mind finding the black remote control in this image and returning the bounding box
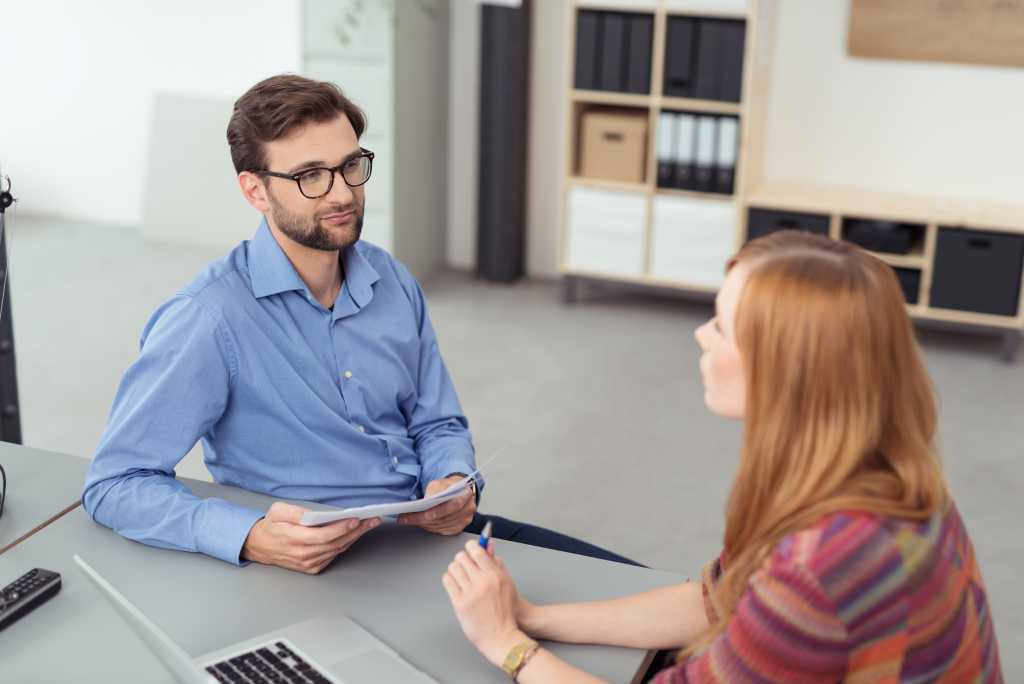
[0,568,62,630]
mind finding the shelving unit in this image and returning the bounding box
[559,0,1024,360]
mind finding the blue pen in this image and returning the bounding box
[478,520,493,550]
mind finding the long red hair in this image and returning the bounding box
[683,231,948,656]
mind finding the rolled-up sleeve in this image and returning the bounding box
[82,295,264,565]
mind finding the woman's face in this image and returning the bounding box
[695,263,747,419]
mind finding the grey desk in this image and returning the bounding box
[0,475,683,683]
[0,441,90,554]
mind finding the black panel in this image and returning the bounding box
[477,4,529,282]
[718,20,746,103]
[746,209,831,242]
[694,19,721,100]
[663,17,696,97]
[687,18,746,103]
[0,216,20,444]
[931,228,1024,316]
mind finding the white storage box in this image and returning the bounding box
[650,196,737,287]
[565,186,647,277]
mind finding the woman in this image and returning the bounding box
[441,231,1003,683]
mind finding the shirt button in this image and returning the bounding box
[391,456,398,465]
[356,425,365,433]
[409,494,418,501]
[343,371,353,379]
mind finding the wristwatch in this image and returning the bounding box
[447,472,479,504]
[502,639,540,681]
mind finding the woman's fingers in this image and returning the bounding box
[449,558,472,587]
[442,571,461,597]
[455,548,483,572]
[464,539,498,571]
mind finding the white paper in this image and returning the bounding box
[299,474,476,527]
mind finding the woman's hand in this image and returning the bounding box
[442,539,532,666]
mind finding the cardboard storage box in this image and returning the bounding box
[579,109,648,184]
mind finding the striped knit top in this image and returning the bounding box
[652,503,1003,683]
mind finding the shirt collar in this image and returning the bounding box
[249,218,381,309]
[341,239,381,310]
[249,219,309,299]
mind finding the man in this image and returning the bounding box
[84,75,632,573]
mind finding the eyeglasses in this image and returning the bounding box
[257,149,374,199]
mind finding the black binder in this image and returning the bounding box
[599,13,626,91]
[625,14,653,94]
[575,11,600,90]
[693,115,716,192]
[663,17,695,97]
[0,213,20,444]
[694,20,722,101]
[719,21,746,103]
[673,113,696,190]
[713,116,738,194]
[656,112,676,188]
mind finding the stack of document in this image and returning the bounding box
[299,474,476,527]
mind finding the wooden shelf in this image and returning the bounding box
[655,187,735,203]
[560,273,1016,328]
[572,93,743,115]
[575,0,659,12]
[572,90,651,107]
[664,8,747,20]
[746,183,1024,234]
[917,307,1023,330]
[569,176,650,194]
[662,0,747,20]
[658,96,741,115]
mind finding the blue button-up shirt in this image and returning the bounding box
[83,220,477,565]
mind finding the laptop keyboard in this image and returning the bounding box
[206,641,332,684]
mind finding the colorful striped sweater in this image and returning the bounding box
[652,504,1003,683]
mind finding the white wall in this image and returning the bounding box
[447,0,482,270]
[0,1,302,227]
[394,0,450,281]
[525,0,570,278]
[760,0,1024,201]
[302,0,396,253]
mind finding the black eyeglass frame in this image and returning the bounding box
[255,148,375,199]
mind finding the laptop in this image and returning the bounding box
[72,555,438,684]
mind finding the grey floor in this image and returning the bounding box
[9,216,1024,679]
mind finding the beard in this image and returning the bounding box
[266,187,364,252]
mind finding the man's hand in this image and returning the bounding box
[397,475,476,535]
[241,502,380,574]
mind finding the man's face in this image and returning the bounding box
[260,115,366,252]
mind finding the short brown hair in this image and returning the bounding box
[226,74,366,174]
